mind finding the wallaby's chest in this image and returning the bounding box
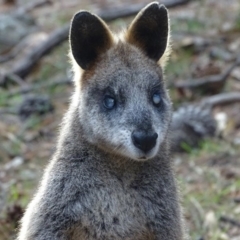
[69,171,169,240]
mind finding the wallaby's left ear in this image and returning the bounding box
[70,11,113,70]
[126,2,169,62]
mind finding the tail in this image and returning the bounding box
[169,105,216,152]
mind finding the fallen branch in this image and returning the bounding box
[219,216,240,228]
[7,77,72,97]
[200,92,240,108]
[14,0,52,16]
[0,0,194,87]
[175,56,240,94]
[97,0,192,21]
[0,36,32,63]
[0,25,69,87]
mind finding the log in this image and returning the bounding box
[12,25,68,79]
[200,92,240,108]
[7,77,72,97]
[175,56,240,94]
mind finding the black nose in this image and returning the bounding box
[131,130,158,153]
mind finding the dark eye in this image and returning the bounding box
[152,92,162,106]
[103,95,115,109]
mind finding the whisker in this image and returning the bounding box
[111,143,125,158]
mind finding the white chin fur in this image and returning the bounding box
[117,144,160,161]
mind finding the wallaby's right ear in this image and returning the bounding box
[126,2,169,62]
[70,11,113,70]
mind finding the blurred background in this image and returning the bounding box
[0,0,240,239]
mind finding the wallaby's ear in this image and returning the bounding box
[126,2,169,62]
[70,11,113,70]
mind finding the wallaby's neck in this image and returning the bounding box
[55,100,88,158]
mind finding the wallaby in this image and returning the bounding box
[18,2,187,239]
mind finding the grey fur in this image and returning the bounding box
[18,2,187,240]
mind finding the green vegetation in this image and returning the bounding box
[171,18,205,34]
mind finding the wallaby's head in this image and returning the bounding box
[69,2,172,161]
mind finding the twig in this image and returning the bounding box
[7,77,72,97]
[0,0,52,63]
[0,36,30,63]
[0,25,69,87]
[6,74,28,87]
[0,108,16,115]
[14,0,52,16]
[200,92,240,108]
[175,56,240,93]
[219,216,240,228]
[0,0,195,87]
[97,0,192,21]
